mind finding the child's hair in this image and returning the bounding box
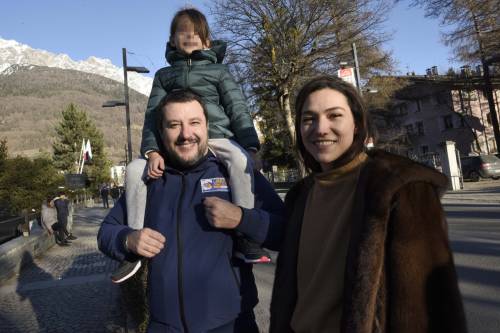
[170,8,211,47]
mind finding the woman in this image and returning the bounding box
[270,76,466,333]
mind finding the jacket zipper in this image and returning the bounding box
[185,57,192,88]
[177,174,189,332]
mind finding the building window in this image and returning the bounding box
[405,124,414,135]
[486,112,492,125]
[421,145,429,154]
[443,115,454,129]
[436,92,449,105]
[416,100,422,112]
[399,104,408,115]
[416,121,425,135]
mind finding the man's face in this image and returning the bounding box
[160,100,208,168]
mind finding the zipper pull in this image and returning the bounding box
[187,58,192,67]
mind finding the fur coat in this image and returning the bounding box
[270,150,467,333]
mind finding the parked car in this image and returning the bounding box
[460,154,500,181]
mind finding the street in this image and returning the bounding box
[447,201,500,333]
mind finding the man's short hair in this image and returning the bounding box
[156,90,208,132]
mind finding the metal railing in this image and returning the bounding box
[0,212,40,245]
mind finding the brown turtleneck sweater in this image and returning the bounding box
[291,153,367,333]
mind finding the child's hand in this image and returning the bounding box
[247,150,262,171]
[147,152,165,179]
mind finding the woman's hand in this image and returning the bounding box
[147,152,165,179]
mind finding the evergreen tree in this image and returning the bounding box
[52,103,111,188]
[0,138,7,171]
[0,156,63,214]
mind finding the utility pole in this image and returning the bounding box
[352,43,362,94]
[103,50,148,164]
[122,48,133,164]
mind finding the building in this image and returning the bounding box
[110,165,126,186]
[389,71,500,159]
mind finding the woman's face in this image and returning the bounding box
[300,88,356,171]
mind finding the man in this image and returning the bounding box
[97,90,285,332]
[100,183,110,208]
[52,192,77,245]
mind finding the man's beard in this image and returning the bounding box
[166,137,208,169]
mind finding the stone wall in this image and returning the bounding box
[0,224,55,282]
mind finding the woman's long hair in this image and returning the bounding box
[295,75,368,173]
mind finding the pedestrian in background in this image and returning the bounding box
[53,192,77,245]
[110,184,120,205]
[40,197,56,236]
[100,183,110,208]
[270,76,466,333]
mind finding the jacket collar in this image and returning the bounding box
[165,40,227,65]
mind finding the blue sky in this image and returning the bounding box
[0,0,461,77]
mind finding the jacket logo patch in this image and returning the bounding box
[200,178,229,193]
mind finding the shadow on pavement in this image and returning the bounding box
[446,210,500,220]
[15,251,54,332]
[2,216,126,332]
[455,264,500,289]
[451,240,500,256]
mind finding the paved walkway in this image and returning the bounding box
[443,179,500,204]
[0,207,125,333]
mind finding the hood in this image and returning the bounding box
[165,40,227,65]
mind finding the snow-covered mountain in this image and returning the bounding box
[0,37,153,96]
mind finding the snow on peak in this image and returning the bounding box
[0,37,152,96]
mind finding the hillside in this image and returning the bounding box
[0,65,149,163]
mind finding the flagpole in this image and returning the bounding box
[79,138,86,174]
[77,139,85,173]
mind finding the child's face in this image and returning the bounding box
[171,16,207,55]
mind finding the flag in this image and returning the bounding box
[84,139,93,161]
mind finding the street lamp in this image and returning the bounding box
[102,48,149,164]
[338,43,362,94]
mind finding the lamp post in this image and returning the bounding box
[103,48,149,164]
[351,43,362,93]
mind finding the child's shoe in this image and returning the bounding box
[111,259,142,283]
[234,237,271,264]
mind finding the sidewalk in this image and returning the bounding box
[0,207,125,333]
[442,179,500,204]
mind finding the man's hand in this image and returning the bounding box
[247,150,262,171]
[126,228,166,258]
[147,152,165,179]
[203,196,242,229]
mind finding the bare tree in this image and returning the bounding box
[409,0,499,63]
[210,0,393,172]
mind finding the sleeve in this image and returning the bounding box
[388,182,467,333]
[218,67,260,150]
[140,70,168,156]
[236,172,286,251]
[97,195,139,262]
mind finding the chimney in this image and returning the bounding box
[460,65,471,77]
[476,65,483,76]
[426,68,432,76]
[431,66,438,75]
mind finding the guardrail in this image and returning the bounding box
[0,212,40,245]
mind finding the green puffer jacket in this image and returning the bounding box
[140,40,260,156]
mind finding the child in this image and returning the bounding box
[111,8,270,284]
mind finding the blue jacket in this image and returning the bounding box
[97,153,285,332]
